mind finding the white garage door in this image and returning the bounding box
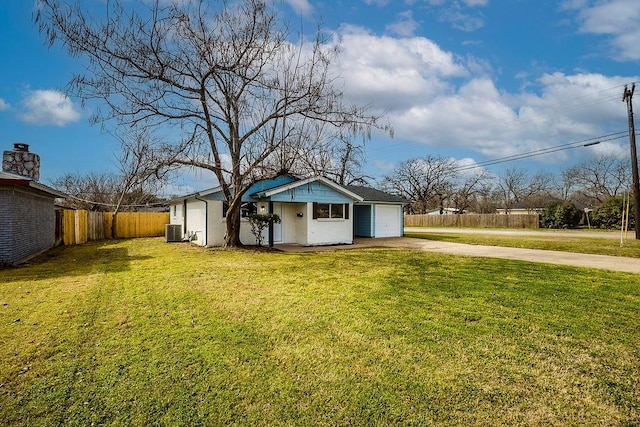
[374,205,401,238]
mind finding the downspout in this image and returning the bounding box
[194,194,208,247]
[183,199,188,236]
[268,201,274,247]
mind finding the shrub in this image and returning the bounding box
[247,213,281,246]
[591,196,635,230]
[539,201,583,229]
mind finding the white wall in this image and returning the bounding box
[305,203,353,245]
[172,200,354,247]
[185,199,207,246]
[169,203,183,226]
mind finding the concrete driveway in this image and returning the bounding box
[278,232,640,274]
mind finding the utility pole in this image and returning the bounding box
[623,83,640,239]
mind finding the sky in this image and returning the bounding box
[0,0,638,194]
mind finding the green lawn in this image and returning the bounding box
[1,239,639,426]
[405,230,640,258]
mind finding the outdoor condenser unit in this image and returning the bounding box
[165,224,183,243]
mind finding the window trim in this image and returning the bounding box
[222,201,257,219]
[313,202,350,220]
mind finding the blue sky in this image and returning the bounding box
[1,0,638,193]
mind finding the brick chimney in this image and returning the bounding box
[2,143,40,181]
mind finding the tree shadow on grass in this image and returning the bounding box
[0,240,153,283]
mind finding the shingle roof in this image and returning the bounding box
[0,170,66,198]
[343,185,408,203]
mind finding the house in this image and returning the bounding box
[168,176,406,247]
[1,143,66,265]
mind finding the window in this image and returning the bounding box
[331,203,344,218]
[313,203,349,219]
[172,205,177,217]
[223,202,257,218]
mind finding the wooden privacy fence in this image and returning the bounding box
[404,214,540,229]
[58,210,170,245]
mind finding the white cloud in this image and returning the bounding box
[19,90,81,127]
[0,98,9,111]
[284,0,313,17]
[331,29,635,166]
[386,10,420,37]
[439,8,484,32]
[570,0,640,61]
[396,72,631,161]
[334,26,468,110]
[364,0,390,5]
[373,159,396,171]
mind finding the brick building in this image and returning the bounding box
[1,143,65,266]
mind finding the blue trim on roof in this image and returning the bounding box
[252,180,354,203]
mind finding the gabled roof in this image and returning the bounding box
[344,185,408,204]
[168,175,298,203]
[253,176,364,201]
[0,170,67,198]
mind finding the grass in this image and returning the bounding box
[1,238,639,426]
[405,230,640,258]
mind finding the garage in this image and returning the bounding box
[346,185,407,238]
[374,204,402,238]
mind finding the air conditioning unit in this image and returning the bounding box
[165,224,183,242]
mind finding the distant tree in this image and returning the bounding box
[555,167,580,201]
[54,128,169,238]
[53,172,121,212]
[494,168,529,213]
[591,196,635,230]
[494,168,554,213]
[565,155,630,205]
[539,201,582,229]
[36,0,389,247]
[108,128,171,238]
[381,156,457,214]
[449,170,490,213]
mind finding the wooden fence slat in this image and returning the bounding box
[60,210,169,245]
[63,210,75,246]
[404,214,539,229]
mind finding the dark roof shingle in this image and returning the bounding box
[344,185,407,203]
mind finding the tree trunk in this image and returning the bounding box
[111,210,118,239]
[224,208,243,247]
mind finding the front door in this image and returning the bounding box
[272,203,283,243]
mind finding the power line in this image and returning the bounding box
[453,131,630,173]
[366,82,635,160]
[61,194,168,209]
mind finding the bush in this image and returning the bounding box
[591,196,635,230]
[247,213,281,246]
[539,201,583,229]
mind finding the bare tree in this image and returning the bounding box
[494,168,555,213]
[555,167,580,201]
[565,155,630,205]
[450,170,490,213]
[381,156,457,214]
[53,172,122,212]
[108,128,172,238]
[521,171,555,210]
[299,133,371,185]
[36,0,388,247]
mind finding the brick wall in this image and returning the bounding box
[0,187,56,265]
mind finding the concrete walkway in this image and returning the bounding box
[277,236,640,274]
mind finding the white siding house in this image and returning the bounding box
[169,176,363,247]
